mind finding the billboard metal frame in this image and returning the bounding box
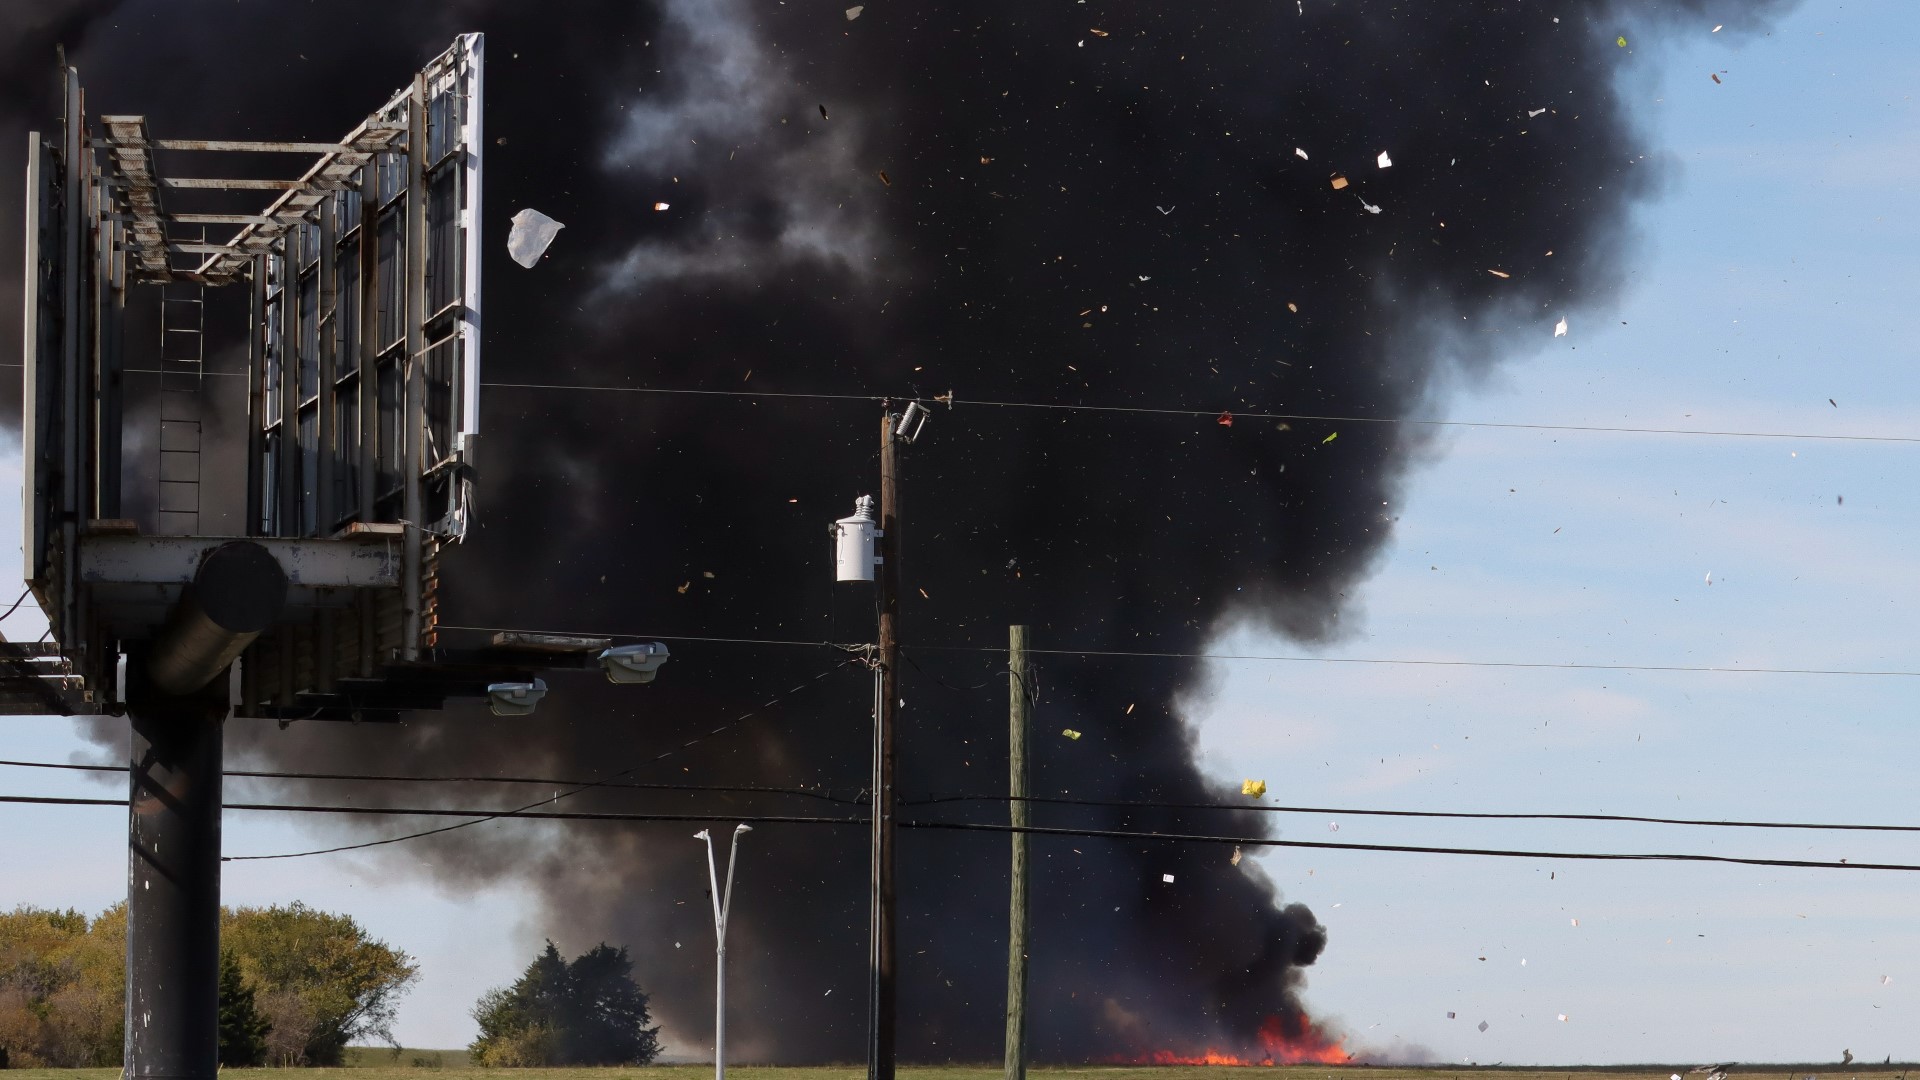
[10,35,585,720]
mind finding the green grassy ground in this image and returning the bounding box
[8,1067,1909,1080]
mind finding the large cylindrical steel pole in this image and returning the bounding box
[124,655,227,1080]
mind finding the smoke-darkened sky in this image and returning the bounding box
[4,0,1801,1063]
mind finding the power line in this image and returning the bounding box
[429,627,1920,678]
[6,363,1912,442]
[477,380,1920,446]
[436,626,865,651]
[904,793,1920,835]
[899,820,1920,873]
[904,643,1920,678]
[0,759,865,806]
[9,758,1909,836]
[222,658,862,861]
[6,793,1912,873]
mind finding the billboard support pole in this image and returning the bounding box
[124,654,227,1080]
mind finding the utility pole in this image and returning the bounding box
[1004,625,1031,1080]
[869,408,901,1080]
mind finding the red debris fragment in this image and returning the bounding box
[1217,411,1234,427]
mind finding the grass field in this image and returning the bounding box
[3,1064,1910,1080]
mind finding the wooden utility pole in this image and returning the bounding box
[869,409,901,1080]
[1005,625,1031,1080]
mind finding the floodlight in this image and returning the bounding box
[599,642,670,684]
[485,678,547,716]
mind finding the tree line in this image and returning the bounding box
[0,904,662,1069]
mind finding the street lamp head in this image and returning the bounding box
[599,642,670,684]
[694,829,711,841]
[733,824,753,835]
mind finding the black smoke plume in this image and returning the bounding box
[8,0,1795,1063]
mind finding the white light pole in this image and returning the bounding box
[696,824,751,1080]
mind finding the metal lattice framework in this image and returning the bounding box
[13,35,563,721]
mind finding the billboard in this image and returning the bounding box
[13,36,535,719]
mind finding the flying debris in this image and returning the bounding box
[1528,107,1547,117]
[1330,174,1349,190]
[1162,873,1176,883]
[1156,204,1176,215]
[653,201,671,211]
[1554,316,1568,337]
[1062,728,1083,741]
[1358,196,1382,214]
[1241,778,1267,797]
[845,5,864,19]
[507,208,565,267]
[1478,1022,1489,1033]
[1230,846,1243,866]
[1376,151,1393,168]
[1217,412,1235,427]
[1295,147,1310,160]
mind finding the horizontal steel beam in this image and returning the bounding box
[81,536,400,589]
[152,139,351,153]
[167,213,308,225]
[160,178,322,190]
[164,241,276,254]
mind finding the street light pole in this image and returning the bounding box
[697,825,752,1080]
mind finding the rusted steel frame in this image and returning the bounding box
[246,257,266,536]
[149,139,350,153]
[190,121,401,281]
[97,115,170,281]
[400,76,427,662]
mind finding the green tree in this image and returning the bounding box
[217,949,272,1067]
[471,941,661,1067]
[0,904,124,1068]
[222,902,418,1066]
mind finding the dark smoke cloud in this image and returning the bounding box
[18,0,1799,1062]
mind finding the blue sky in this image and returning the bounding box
[5,0,1918,1061]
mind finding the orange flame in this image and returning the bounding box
[1125,1014,1351,1067]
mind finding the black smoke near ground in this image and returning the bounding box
[12,0,1796,1063]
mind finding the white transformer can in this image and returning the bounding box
[832,495,881,582]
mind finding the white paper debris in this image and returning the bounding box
[1162,873,1175,883]
[1570,918,1579,927]
[674,942,681,949]
[1528,108,1547,118]
[1712,24,1722,31]
[1557,1013,1569,1022]
[653,201,671,211]
[1358,196,1382,214]
[1328,820,1340,832]
[1705,571,1713,585]
[1554,316,1568,337]
[1295,147,1310,160]
[1521,958,1527,966]
[507,208,565,268]
[1883,975,1893,985]
[846,5,864,19]
[1230,846,1243,866]
[1376,151,1393,168]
